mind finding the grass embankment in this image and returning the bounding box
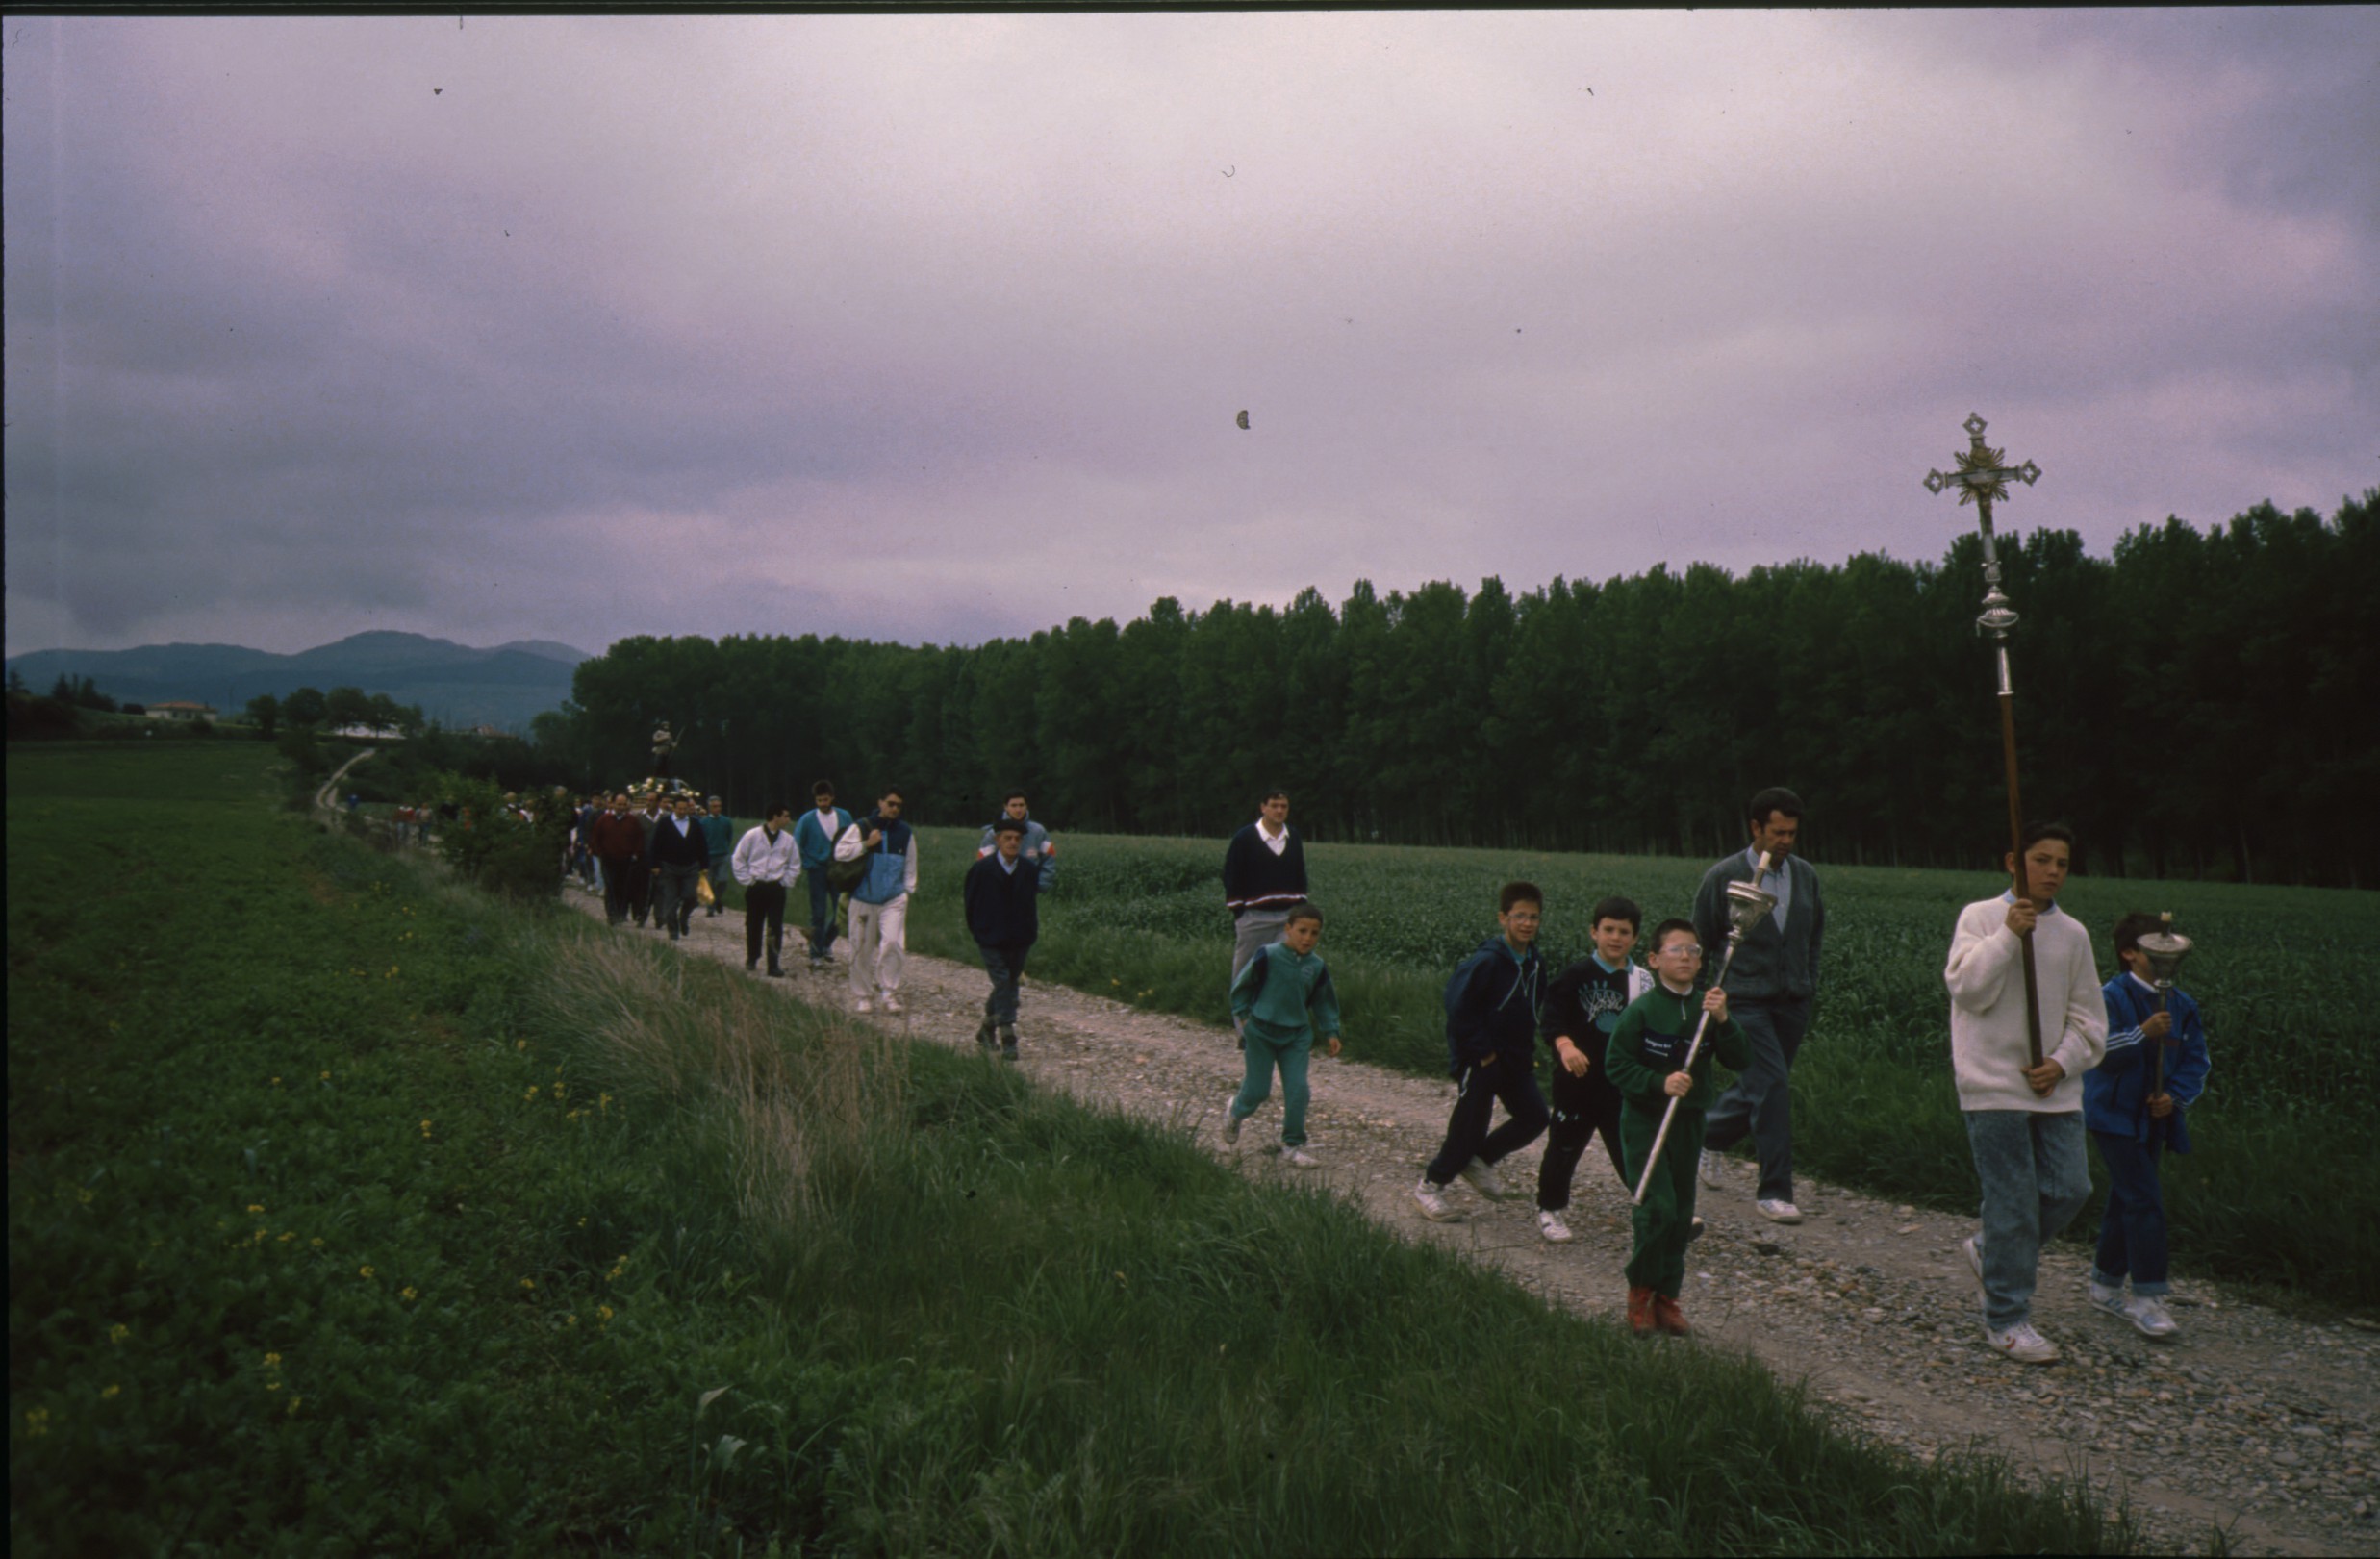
[9,744,2134,1553]
[900,828,2380,1315]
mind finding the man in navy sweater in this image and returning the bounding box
[965,817,1045,1061]
[647,792,712,942]
[1224,790,1310,1002]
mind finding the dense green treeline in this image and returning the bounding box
[539,494,2377,886]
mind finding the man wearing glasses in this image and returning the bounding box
[834,787,919,1015]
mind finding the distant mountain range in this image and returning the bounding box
[5,631,592,733]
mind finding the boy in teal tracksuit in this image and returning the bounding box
[1605,918,1748,1338]
[1224,901,1342,1168]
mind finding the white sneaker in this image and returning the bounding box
[1283,1148,1320,1169]
[854,997,874,1015]
[1537,1210,1573,1244]
[1412,1179,1459,1222]
[2087,1279,2129,1319]
[879,993,902,1014]
[1985,1320,2060,1364]
[1962,1235,1985,1285]
[1756,1198,1804,1224]
[1457,1157,1507,1200]
[2124,1296,2180,1339]
[1221,1099,1242,1146]
[1699,1150,1727,1188]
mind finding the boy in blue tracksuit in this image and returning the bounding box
[1225,901,1343,1168]
[1413,882,1551,1221]
[2086,912,2212,1340]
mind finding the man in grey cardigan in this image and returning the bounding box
[1694,787,1826,1224]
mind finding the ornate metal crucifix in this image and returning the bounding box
[1926,413,2048,1066]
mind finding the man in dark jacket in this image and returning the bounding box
[648,792,713,941]
[1692,786,1827,1224]
[593,792,646,926]
[964,817,1045,1062]
[1413,882,1552,1222]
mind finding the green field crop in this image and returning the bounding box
[11,743,2140,1554]
[904,827,2380,1313]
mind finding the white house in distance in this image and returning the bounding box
[146,701,217,722]
[329,723,407,741]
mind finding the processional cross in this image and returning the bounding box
[1925,414,2048,1066]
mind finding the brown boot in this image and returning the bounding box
[1654,1294,1691,1337]
[1627,1285,1658,1337]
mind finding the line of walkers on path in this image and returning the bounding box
[1217,786,2210,1362]
[570,779,1060,1054]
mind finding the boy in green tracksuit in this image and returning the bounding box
[1606,918,1747,1338]
[1224,901,1343,1168]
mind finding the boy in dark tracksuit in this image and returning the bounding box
[1414,882,1551,1222]
[1606,918,1747,1337]
[2086,913,2212,1340]
[1535,896,1654,1244]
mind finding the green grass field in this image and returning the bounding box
[10,742,2139,1553]
[901,827,2380,1314]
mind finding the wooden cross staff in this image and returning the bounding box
[1926,414,2047,1066]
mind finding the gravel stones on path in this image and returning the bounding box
[575,889,2378,1556]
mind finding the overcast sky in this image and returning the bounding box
[6,9,2374,659]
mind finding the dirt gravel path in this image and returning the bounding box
[572,886,2378,1555]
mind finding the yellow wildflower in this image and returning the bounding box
[108,1324,129,1345]
[271,1076,282,1086]
[400,1286,418,1302]
[564,1314,578,1328]
[77,1189,94,1206]
[288,1396,303,1416]
[318,1070,330,1082]
[247,1204,265,1214]
[523,1087,539,1100]
[102,1384,121,1399]
[24,1407,50,1438]
[264,1353,281,1368]
[310,1237,324,1248]
[515,1039,528,1051]
[419,1119,434,1137]
[278,1232,294,1244]
[359,1265,376,1279]
[519,1277,536,1291]
[597,1304,615,1322]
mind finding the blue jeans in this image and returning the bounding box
[1701,995,1810,1203]
[805,874,840,959]
[1425,1059,1549,1187]
[1963,1110,2092,1330]
[978,941,1032,1030]
[1232,1026,1314,1148]
[2090,1131,2170,1295]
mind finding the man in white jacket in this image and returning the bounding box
[1943,821,2107,1366]
[730,805,800,977]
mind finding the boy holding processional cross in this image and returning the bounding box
[2085,912,2211,1340]
[1223,901,1342,1168]
[1943,822,2107,1366]
[1532,895,1653,1244]
[1604,918,1745,1337]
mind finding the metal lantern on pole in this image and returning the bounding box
[2135,913,2194,1105]
[1632,857,1779,1205]
[1925,414,2047,1067]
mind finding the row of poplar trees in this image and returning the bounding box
[531,494,2377,888]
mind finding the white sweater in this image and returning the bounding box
[1943,895,2106,1113]
[730,825,801,888]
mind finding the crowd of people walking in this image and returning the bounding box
[553,770,2208,1366]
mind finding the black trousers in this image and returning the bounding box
[601,858,638,924]
[1425,1058,1549,1187]
[1537,1065,1626,1212]
[746,882,788,967]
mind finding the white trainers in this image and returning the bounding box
[1699,1150,1727,1188]
[1537,1209,1573,1244]
[854,997,873,1015]
[879,993,902,1015]
[1985,1320,2060,1364]
[2124,1295,2180,1339]
[1457,1157,1507,1200]
[1756,1198,1805,1224]
[1412,1178,1459,1222]
[1962,1235,1985,1285]
[1221,1098,1242,1147]
[2087,1279,2129,1319]
[1283,1147,1320,1169]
